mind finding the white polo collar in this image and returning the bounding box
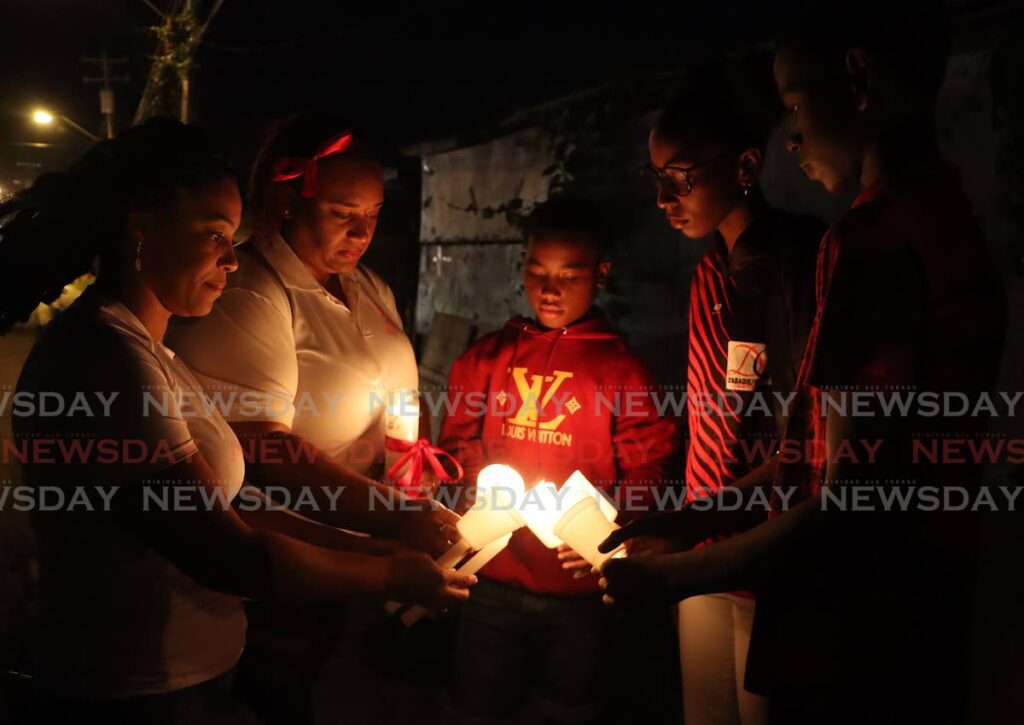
[251,234,327,293]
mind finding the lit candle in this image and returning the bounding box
[454,464,526,550]
[519,481,565,549]
[560,470,619,523]
[551,470,625,571]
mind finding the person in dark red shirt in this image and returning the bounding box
[599,5,1006,724]
[439,196,678,724]
[645,60,823,725]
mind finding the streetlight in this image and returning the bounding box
[31,108,99,142]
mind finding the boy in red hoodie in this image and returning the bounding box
[439,196,678,724]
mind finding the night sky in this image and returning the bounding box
[0,0,795,190]
[0,0,999,194]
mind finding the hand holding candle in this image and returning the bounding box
[387,467,625,624]
[552,494,626,571]
[519,471,624,572]
[388,464,527,624]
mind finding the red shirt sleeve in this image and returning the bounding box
[610,358,681,521]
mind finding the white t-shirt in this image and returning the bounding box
[166,235,419,476]
[14,286,246,699]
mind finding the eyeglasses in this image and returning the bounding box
[640,154,729,196]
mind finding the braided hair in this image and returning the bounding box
[0,117,234,334]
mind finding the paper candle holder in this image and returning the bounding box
[561,470,619,523]
[552,494,625,571]
[519,470,620,551]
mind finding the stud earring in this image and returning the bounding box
[283,208,293,220]
[134,240,143,272]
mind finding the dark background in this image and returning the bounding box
[0,0,775,181]
[0,0,1007,188]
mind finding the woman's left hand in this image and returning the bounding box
[395,499,461,557]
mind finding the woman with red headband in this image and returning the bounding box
[167,114,457,724]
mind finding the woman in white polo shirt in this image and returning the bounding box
[165,113,452,724]
[167,114,447,540]
[1,119,473,724]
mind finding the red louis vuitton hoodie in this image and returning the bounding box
[438,309,679,595]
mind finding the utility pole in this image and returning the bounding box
[135,0,226,124]
[82,52,129,139]
[180,0,192,123]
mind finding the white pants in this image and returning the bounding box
[677,594,770,725]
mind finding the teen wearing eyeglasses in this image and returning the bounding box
[641,59,824,725]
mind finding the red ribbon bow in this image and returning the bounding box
[270,130,354,198]
[385,437,464,498]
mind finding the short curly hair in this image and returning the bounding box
[525,195,611,260]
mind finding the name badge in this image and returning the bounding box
[726,341,768,391]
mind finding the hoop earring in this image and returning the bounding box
[134,240,143,273]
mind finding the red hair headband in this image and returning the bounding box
[270,130,354,198]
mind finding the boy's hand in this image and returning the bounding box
[557,544,597,578]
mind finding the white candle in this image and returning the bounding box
[456,464,526,548]
[519,481,565,549]
[552,494,625,571]
[386,465,526,624]
[561,470,619,522]
[384,387,420,482]
[399,533,514,626]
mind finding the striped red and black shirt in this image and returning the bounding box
[685,209,822,502]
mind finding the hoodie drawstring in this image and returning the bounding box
[534,327,567,476]
[500,322,568,484]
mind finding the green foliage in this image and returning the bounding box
[143,7,201,119]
